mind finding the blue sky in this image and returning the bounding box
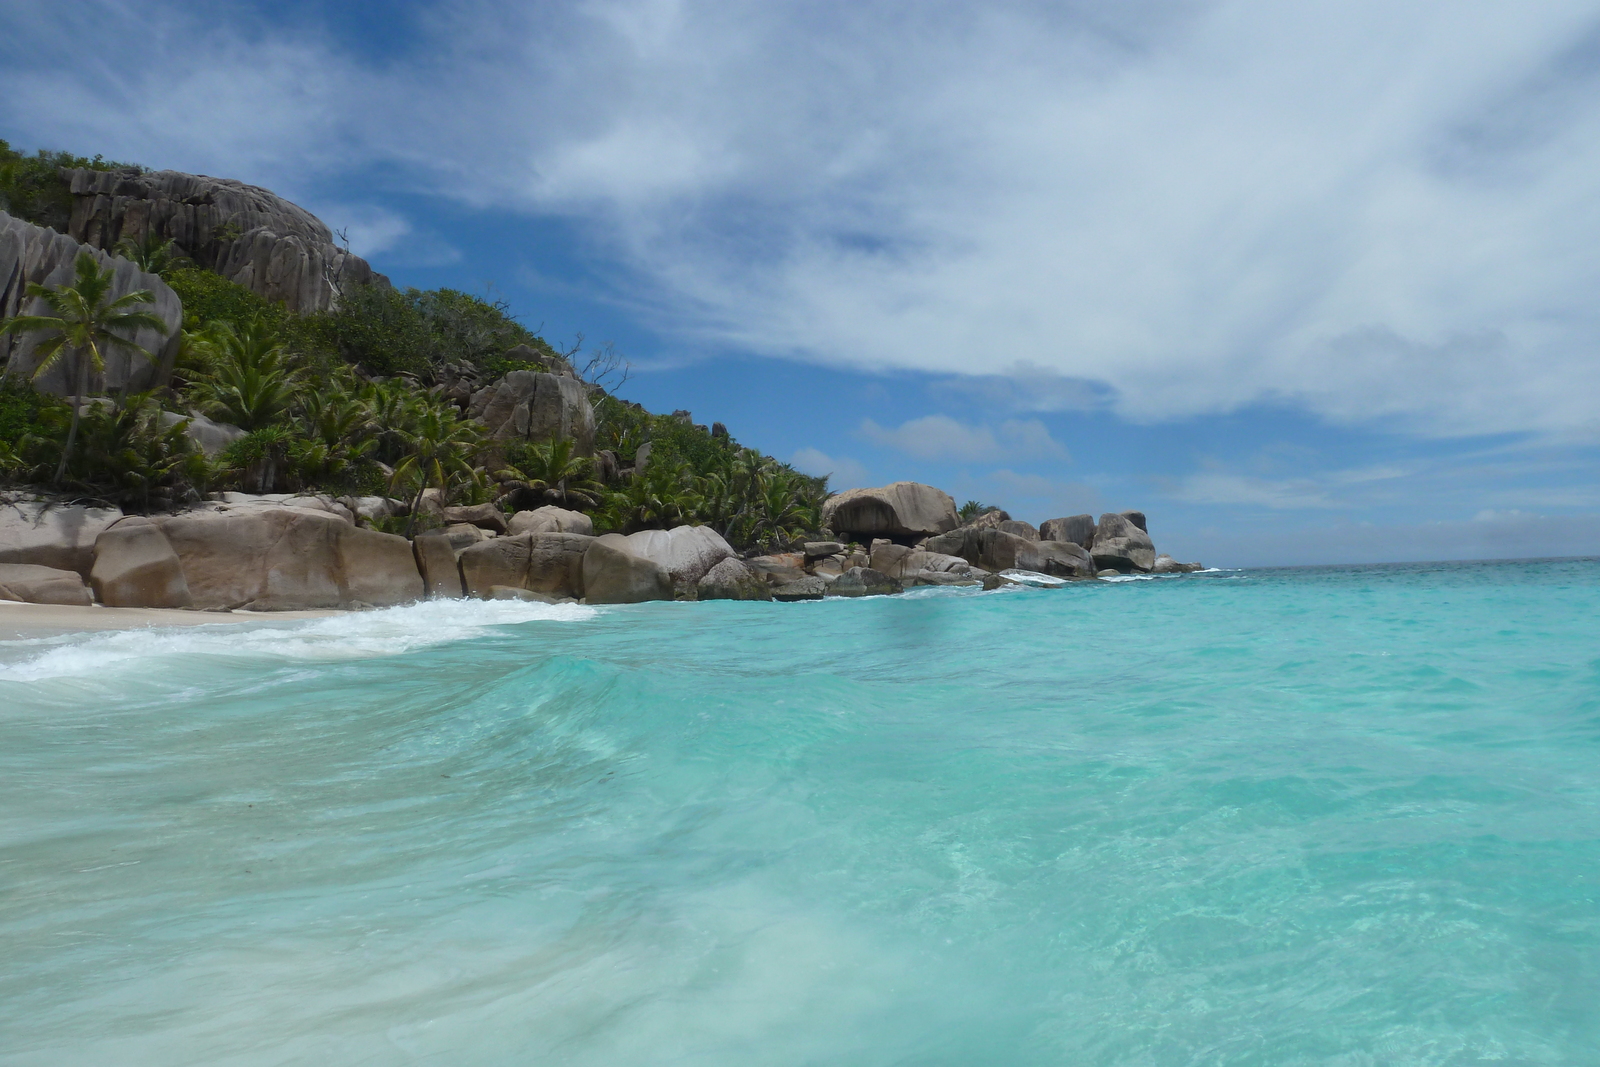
[6,0,1600,565]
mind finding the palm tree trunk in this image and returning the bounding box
[53,348,87,487]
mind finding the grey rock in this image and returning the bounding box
[1038,514,1096,550]
[63,168,383,313]
[1091,513,1156,572]
[526,533,592,597]
[624,525,735,593]
[997,520,1039,541]
[826,566,903,597]
[1,212,181,395]
[508,506,593,537]
[771,575,828,601]
[0,500,123,577]
[443,523,495,552]
[158,411,245,457]
[633,440,652,474]
[91,518,191,608]
[924,526,1094,578]
[441,502,508,534]
[582,533,673,604]
[696,557,773,601]
[0,563,93,606]
[821,482,960,540]
[1120,510,1148,533]
[458,535,529,598]
[744,553,807,585]
[479,370,596,454]
[803,540,845,560]
[413,532,464,598]
[1151,554,1205,574]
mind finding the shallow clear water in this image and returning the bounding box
[2,560,1599,1066]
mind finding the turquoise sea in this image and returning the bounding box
[2,559,1598,1065]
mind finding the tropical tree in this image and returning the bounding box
[0,250,167,485]
[187,317,300,429]
[389,404,484,534]
[496,436,603,511]
[114,231,189,277]
[957,500,998,523]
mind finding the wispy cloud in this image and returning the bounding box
[791,447,871,488]
[860,415,1068,462]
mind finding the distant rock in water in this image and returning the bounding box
[64,168,385,313]
[0,211,182,395]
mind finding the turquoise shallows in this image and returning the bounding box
[2,560,1598,1065]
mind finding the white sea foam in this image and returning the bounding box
[0,598,597,682]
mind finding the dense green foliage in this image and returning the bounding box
[1,144,830,546]
[0,139,135,232]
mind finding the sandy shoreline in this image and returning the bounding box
[0,601,343,639]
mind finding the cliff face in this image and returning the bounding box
[0,211,182,395]
[64,168,387,313]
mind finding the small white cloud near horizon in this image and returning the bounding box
[860,415,1068,462]
[791,447,871,489]
[1173,472,1339,510]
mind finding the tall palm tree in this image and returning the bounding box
[187,317,300,430]
[0,250,167,485]
[390,404,484,535]
[114,231,189,277]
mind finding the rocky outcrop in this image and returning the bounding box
[744,553,807,585]
[771,575,828,601]
[1090,512,1156,573]
[1039,514,1095,550]
[1151,554,1204,574]
[210,492,356,524]
[458,531,592,599]
[997,520,1039,541]
[827,566,902,598]
[0,500,123,577]
[473,371,596,454]
[509,506,594,537]
[413,531,464,597]
[867,541,976,582]
[1,212,182,395]
[695,557,772,601]
[582,534,673,604]
[821,482,959,542]
[441,503,508,534]
[63,168,383,313]
[924,526,1095,578]
[623,525,734,593]
[155,506,421,609]
[0,563,93,605]
[90,518,191,607]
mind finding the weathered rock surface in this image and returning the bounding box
[458,535,528,598]
[744,553,807,586]
[1091,512,1156,573]
[441,503,508,534]
[526,533,592,597]
[508,506,594,537]
[0,500,123,577]
[413,532,464,598]
[158,411,246,457]
[1,211,182,394]
[1120,510,1148,533]
[91,519,191,607]
[1151,554,1205,574]
[1022,540,1097,578]
[821,482,959,541]
[442,522,494,553]
[997,520,1039,541]
[64,168,384,313]
[212,492,355,524]
[582,534,673,604]
[1039,514,1096,550]
[695,557,773,601]
[156,507,422,609]
[924,527,1094,578]
[475,371,596,454]
[771,575,828,601]
[624,525,734,593]
[0,563,93,605]
[803,541,845,560]
[827,566,903,597]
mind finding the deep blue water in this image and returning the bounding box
[2,560,1598,1065]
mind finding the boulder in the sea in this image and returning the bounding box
[1151,554,1205,574]
[623,525,734,594]
[413,532,464,598]
[821,482,959,542]
[458,534,528,598]
[90,518,192,608]
[0,563,94,606]
[157,506,422,610]
[526,533,593,597]
[695,557,773,601]
[582,534,673,604]
[744,553,807,586]
[771,575,828,602]
[827,566,903,597]
[1038,514,1096,550]
[0,501,124,577]
[924,526,1094,578]
[1091,513,1156,573]
[441,502,508,534]
[508,506,593,537]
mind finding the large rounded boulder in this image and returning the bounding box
[582,534,674,604]
[623,525,734,594]
[1090,512,1156,572]
[821,482,959,542]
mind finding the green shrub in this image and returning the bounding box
[311,284,558,379]
[0,140,137,233]
[0,379,66,446]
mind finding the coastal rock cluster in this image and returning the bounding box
[0,481,1202,613]
[0,211,183,393]
[63,168,384,313]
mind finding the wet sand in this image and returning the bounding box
[0,601,342,639]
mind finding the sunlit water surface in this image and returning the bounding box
[2,560,1599,1065]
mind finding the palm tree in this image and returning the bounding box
[0,250,167,485]
[496,436,603,510]
[114,231,189,277]
[390,404,484,535]
[187,317,300,430]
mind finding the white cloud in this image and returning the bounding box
[1172,472,1339,510]
[859,415,1067,461]
[13,2,1600,438]
[791,447,871,489]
